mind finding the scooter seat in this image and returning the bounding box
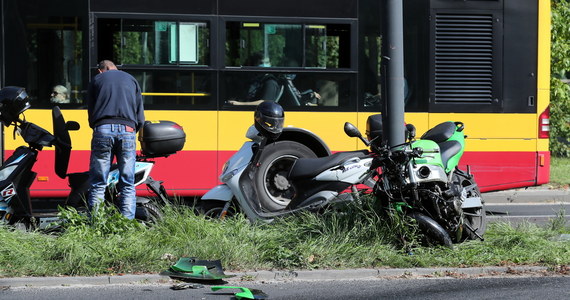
[288,150,370,180]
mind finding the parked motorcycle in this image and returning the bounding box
[348,114,486,246]
[0,86,185,229]
[200,102,376,221]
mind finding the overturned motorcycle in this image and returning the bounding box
[351,114,486,246]
[200,101,376,221]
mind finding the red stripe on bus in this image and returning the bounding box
[11,149,544,198]
[460,151,546,193]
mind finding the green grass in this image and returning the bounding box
[1,200,569,277]
[551,156,570,187]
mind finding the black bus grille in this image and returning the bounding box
[434,14,495,104]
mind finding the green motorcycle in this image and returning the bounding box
[347,115,486,247]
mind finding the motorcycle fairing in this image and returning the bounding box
[289,150,369,180]
[0,147,37,189]
[443,127,466,173]
[419,121,466,173]
[411,140,444,168]
[0,183,16,203]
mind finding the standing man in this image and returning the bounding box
[87,60,145,219]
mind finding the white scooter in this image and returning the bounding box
[200,102,375,222]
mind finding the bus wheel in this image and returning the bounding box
[254,141,317,212]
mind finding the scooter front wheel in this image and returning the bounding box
[198,200,236,219]
[254,141,317,212]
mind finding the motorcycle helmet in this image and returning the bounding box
[254,101,284,140]
[0,86,31,127]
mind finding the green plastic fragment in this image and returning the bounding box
[160,257,235,281]
[211,286,268,300]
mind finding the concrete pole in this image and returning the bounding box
[382,0,406,147]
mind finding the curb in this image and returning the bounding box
[0,266,552,288]
[483,188,570,204]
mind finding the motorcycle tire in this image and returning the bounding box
[452,171,487,241]
[410,212,453,248]
[198,200,236,219]
[254,140,317,212]
[135,200,162,224]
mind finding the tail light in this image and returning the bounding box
[538,106,550,139]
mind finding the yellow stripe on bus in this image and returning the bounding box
[4,110,545,153]
[4,110,217,151]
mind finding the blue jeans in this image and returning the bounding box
[88,124,137,219]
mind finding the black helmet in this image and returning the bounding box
[254,101,284,140]
[0,86,31,127]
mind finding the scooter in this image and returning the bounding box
[0,86,183,229]
[200,107,376,222]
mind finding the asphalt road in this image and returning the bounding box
[1,187,569,299]
[483,188,570,224]
[2,276,570,300]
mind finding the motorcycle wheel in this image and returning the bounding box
[198,200,236,219]
[452,171,487,241]
[410,212,453,248]
[135,200,162,224]
[254,141,317,212]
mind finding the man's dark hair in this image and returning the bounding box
[97,60,116,71]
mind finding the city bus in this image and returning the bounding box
[0,0,550,203]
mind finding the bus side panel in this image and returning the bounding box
[536,151,550,186]
[461,151,538,193]
[18,149,219,198]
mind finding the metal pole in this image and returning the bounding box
[382,0,405,147]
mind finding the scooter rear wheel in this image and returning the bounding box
[254,141,317,212]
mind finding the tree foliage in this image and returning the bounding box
[551,0,570,157]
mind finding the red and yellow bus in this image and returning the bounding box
[0,0,550,200]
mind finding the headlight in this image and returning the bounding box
[220,169,238,183]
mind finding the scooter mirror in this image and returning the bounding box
[344,122,362,138]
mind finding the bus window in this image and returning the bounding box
[97,18,210,66]
[221,71,354,110]
[225,22,350,69]
[128,70,214,109]
[4,15,85,106]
